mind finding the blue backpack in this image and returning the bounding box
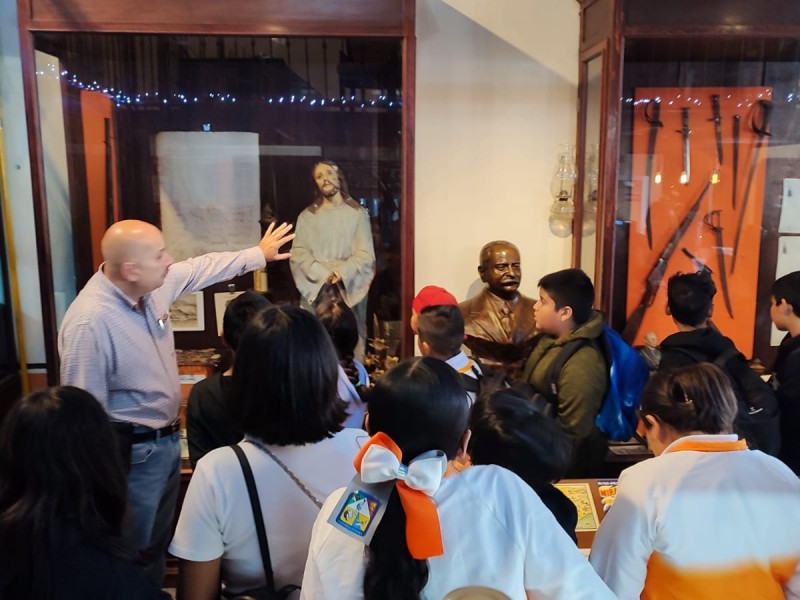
[544,324,650,441]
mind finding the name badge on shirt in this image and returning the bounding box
[327,475,392,546]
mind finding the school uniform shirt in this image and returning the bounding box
[301,465,616,600]
[446,350,483,406]
[169,429,366,596]
[589,434,800,600]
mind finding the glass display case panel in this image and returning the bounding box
[31,33,404,369]
[613,38,800,364]
[579,53,603,276]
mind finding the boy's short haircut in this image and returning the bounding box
[222,291,272,349]
[772,271,800,317]
[417,305,465,359]
[537,268,594,325]
[667,272,716,327]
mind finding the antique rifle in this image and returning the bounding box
[622,180,712,343]
[731,99,772,274]
[643,99,663,249]
[677,107,692,185]
[703,210,733,319]
[732,114,740,209]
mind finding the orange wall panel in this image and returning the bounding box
[626,86,771,356]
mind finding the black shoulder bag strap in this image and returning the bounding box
[230,444,279,594]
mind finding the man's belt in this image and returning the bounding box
[131,421,181,443]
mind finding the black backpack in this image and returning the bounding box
[671,346,781,456]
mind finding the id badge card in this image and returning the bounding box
[327,474,393,546]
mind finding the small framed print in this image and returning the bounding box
[214,291,245,336]
[170,292,205,332]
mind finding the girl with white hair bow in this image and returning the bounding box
[301,357,616,600]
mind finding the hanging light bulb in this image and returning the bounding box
[548,144,576,238]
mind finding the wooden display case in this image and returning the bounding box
[574,0,800,367]
[17,0,417,383]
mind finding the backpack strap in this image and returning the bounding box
[712,347,742,369]
[544,338,588,402]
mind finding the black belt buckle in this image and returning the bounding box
[131,421,180,444]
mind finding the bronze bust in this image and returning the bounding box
[459,241,538,380]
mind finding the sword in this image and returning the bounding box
[732,114,740,209]
[643,99,663,249]
[703,210,733,319]
[709,94,723,184]
[677,107,691,185]
[731,99,772,274]
[681,247,713,277]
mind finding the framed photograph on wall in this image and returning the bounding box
[170,292,205,332]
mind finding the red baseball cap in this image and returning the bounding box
[412,285,458,314]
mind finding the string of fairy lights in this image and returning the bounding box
[34,64,402,110]
[624,89,775,109]
[36,62,798,111]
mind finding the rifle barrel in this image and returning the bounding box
[623,180,712,343]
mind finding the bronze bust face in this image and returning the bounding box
[479,242,522,301]
[459,240,539,381]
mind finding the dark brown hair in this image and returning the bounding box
[417,304,465,359]
[229,304,347,444]
[640,363,737,435]
[0,386,131,598]
[537,268,594,325]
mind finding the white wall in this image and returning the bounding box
[415,0,579,301]
[0,1,46,370]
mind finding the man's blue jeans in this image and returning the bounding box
[122,431,181,587]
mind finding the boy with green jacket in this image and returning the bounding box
[523,268,608,477]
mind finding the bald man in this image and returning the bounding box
[58,219,293,586]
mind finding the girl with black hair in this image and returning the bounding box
[315,294,369,428]
[0,386,167,599]
[301,357,615,600]
[468,388,578,542]
[170,305,365,600]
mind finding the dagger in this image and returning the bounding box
[710,94,723,166]
[703,210,733,319]
[681,247,713,277]
[643,99,663,249]
[731,99,773,274]
[709,94,723,184]
[678,107,691,185]
[732,115,740,209]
